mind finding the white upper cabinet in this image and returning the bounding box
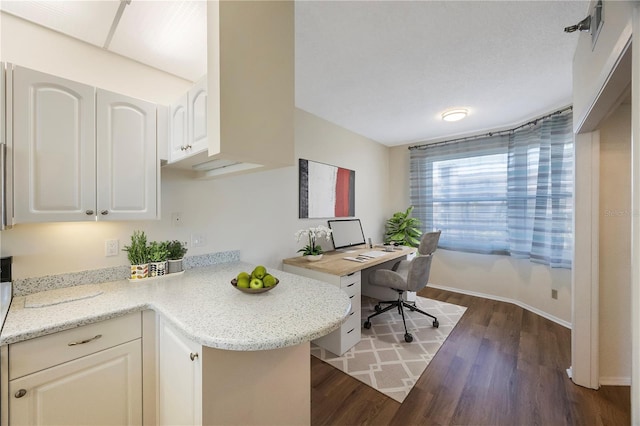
[96,89,157,221]
[168,92,188,162]
[168,76,207,164]
[12,65,158,224]
[188,77,208,155]
[13,66,96,223]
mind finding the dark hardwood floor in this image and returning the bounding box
[311,287,631,425]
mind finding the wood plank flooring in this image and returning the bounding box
[311,287,630,425]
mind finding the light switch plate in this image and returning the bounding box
[105,239,119,257]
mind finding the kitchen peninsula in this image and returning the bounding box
[0,256,351,425]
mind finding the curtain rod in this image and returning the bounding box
[408,105,573,151]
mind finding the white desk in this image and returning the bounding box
[282,245,416,355]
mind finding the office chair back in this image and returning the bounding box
[406,254,433,292]
[418,230,441,255]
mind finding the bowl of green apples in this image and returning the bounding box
[231,265,279,293]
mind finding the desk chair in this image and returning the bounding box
[363,231,441,343]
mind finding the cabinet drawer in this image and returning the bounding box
[340,312,361,347]
[9,312,141,379]
[340,271,360,287]
[342,279,360,299]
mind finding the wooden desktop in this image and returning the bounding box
[282,244,416,355]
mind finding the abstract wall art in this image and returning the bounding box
[299,159,355,218]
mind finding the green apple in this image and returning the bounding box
[237,277,250,288]
[236,271,251,281]
[263,274,277,288]
[249,278,264,289]
[252,265,267,279]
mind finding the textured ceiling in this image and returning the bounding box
[295,0,590,146]
[1,0,591,146]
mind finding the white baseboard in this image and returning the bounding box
[428,283,572,330]
[599,376,631,386]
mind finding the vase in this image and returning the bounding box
[168,258,184,274]
[130,263,149,279]
[149,261,167,277]
[305,254,323,262]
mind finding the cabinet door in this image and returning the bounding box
[13,66,96,223]
[168,92,188,163]
[96,89,157,221]
[188,77,207,155]
[9,340,142,426]
[158,318,202,426]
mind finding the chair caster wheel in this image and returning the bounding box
[433,320,439,328]
[374,305,382,313]
[404,333,413,343]
[408,305,416,311]
[364,321,371,329]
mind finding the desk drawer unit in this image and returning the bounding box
[313,272,361,356]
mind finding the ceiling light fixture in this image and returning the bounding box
[441,108,468,122]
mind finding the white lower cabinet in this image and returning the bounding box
[158,317,202,426]
[7,313,142,425]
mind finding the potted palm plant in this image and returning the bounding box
[166,240,188,273]
[384,206,423,247]
[148,241,169,277]
[123,230,149,279]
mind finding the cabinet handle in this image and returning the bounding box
[14,389,27,398]
[85,210,94,215]
[347,283,355,287]
[180,145,187,151]
[68,334,102,346]
[347,328,355,334]
[185,144,192,150]
[100,210,109,215]
[190,352,199,361]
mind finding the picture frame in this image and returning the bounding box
[299,159,355,219]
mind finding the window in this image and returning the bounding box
[410,110,573,268]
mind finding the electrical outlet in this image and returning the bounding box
[551,289,558,300]
[171,212,183,227]
[105,239,119,257]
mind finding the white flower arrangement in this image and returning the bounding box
[295,225,332,256]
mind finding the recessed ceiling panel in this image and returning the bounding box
[0,0,120,47]
[109,0,206,81]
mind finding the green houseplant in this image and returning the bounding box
[123,230,149,279]
[166,240,188,273]
[147,241,169,277]
[384,206,423,247]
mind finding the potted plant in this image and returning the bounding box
[166,240,188,273]
[295,225,332,261]
[123,230,149,279]
[147,240,170,277]
[384,206,423,247]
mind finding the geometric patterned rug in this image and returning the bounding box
[311,296,467,402]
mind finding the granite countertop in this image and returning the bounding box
[0,261,352,351]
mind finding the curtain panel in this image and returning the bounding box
[409,110,573,268]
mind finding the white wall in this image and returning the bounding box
[389,144,572,325]
[598,102,631,384]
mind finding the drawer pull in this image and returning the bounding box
[349,311,355,316]
[347,328,355,334]
[346,272,355,276]
[190,352,199,361]
[346,283,355,287]
[68,334,102,346]
[14,389,27,398]
[349,295,355,299]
